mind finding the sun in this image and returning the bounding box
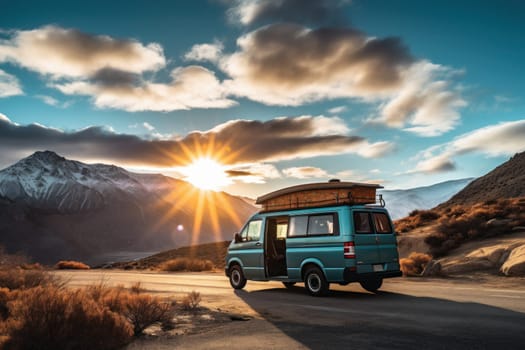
[181,157,231,191]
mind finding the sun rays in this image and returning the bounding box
[148,134,248,249]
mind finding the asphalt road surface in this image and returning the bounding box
[56,270,525,349]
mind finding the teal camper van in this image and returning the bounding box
[225,180,402,296]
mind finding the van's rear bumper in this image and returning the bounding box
[343,268,402,282]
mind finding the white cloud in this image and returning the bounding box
[409,120,525,173]
[220,24,464,136]
[282,166,329,179]
[0,69,23,97]
[378,61,467,136]
[52,66,237,111]
[184,41,224,63]
[356,141,395,158]
[0,26,165,78]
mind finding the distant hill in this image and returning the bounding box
[441,152,525,207]
[0,151,257,264]
[380,178,473,219]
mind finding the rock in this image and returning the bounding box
[421,260,441,276]
[500,244,525,276]
[466,246,508,265]
[441,259,494,274]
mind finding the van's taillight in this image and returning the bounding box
[344,242,355,259]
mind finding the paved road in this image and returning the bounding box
[56,270,525,349]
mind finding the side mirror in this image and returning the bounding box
[234,233,242,243]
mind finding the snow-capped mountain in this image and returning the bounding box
[0,151,152,212]
[0,151,257,264]
[379,178,474,219]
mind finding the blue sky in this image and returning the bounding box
[1,0,524,197]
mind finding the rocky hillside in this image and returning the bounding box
[396,152,525,277]
[0,151,257,264]
[441,152,525,207]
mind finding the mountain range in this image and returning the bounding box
[0,151,257,264]
[380,178,473,219]
[0,150,496,264]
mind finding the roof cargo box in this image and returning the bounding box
[256,180,383,212]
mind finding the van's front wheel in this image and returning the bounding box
[304,267,329,296]
[229,265,247,289]
[359,277,383,292]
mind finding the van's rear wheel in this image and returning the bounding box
[304,267,329,296]
[229,265,247,289]
[359,277,383,292]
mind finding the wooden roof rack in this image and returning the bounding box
[256,179,384,212]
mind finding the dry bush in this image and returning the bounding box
[86,284,173,336]
[158,257,214,272]
[181,291,201,311]
[0,269,60,290]
[55,260,91,270]
[129,281,145,294]
[400,252,432,277]
[424,198,525,257]
[2,286,133,350]
[395,209,440,233]
[118,293,172,336]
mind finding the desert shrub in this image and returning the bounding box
[423,197,525,256]
[129,281,145,294]
[158,257,214,272]
[55,260,91,270]
[395,209,440,233]
[87,284,172,336]
[400,252,432,276]
[181,291,201,311]
[2,286,133,350]
[118,293,172,336]
[0,269,59,290]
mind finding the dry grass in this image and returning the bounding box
[396,198,525,257]
[158,257,214,272]
[0,269,60,290]
[181,291,201,311]
[425,198,525,257]
[0,266,181,349]
[1,286,133,350]
[400,252,432,276]
[395,209,440,233]
[55,260,91,270]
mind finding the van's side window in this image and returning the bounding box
[373,213,392,234]
[289,216,308,237]
[308,215,335,235]
[240,219,262,241]
[354,212,372,234]
[289,214,338,237]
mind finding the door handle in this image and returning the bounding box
[255,242,262,246]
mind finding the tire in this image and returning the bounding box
[282,282,296,289]
[229,265,247,289]
[304,267,329,296]
[359,277,383,292]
